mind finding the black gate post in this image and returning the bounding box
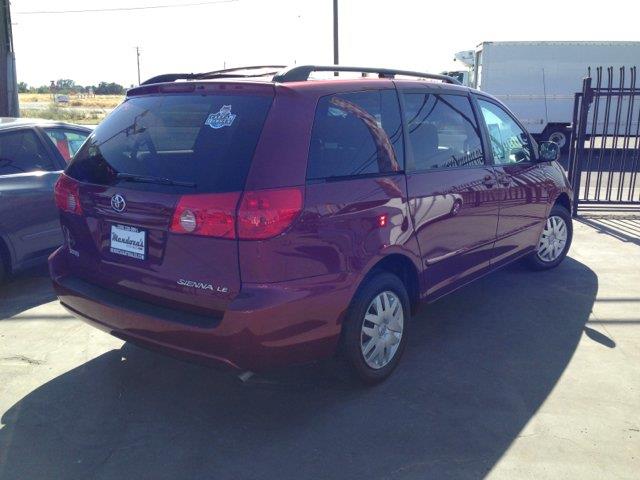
[569,77,593,217]
[567,92,581,193]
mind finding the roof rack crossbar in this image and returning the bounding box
[141,73,197,85]
[141,65,288,85]
[272,65,462,85]
[196,65,287,78]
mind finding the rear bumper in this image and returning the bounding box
[49,247,354,371]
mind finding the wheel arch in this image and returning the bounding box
[553,192,572,213]
[358,253,421,315]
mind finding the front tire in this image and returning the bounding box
[342,272,410,384]
[526,204,572,270]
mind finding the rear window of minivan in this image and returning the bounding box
[67,93,273,193]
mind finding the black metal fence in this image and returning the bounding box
[568,66,640,215]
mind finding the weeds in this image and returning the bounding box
[21,105,107,125]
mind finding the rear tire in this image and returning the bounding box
[544,126,571,152]
[341,272,410,385]
[526,204,572,270]
[450,199,462,216]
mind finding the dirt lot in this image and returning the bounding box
[18,93,123,125]
[0,218,639,480]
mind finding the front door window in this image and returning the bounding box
[0,129,56,175]
[477,99,533,165]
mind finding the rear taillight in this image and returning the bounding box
[170,192,241,238]
[237,187,303,240]
[54,174,83,215]
[169,187,303,240]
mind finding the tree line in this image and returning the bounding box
[18,79,126,95]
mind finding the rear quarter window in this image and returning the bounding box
[44,128,90,163]
[66,93,273,193]
[307,90,404,180]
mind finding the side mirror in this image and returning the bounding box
[538,141,560,162]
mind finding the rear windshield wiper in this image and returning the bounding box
[116,173,196,188]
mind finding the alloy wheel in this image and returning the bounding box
[537,215,568,262]
[360,291,404,369]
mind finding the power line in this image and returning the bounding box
[15,0,239,15]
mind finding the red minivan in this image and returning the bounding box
[50,65,573,383]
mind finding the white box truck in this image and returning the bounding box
[444,41,640,149]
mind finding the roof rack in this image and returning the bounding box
[141,65,287,86]
[272,65,462,85]
[141,64,462,86]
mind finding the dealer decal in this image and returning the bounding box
[205,105,237,129]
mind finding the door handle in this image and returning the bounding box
[483,175,497,188]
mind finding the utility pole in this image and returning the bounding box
[136,46,141,85]
[0,0,19,117]
[332,0,339,74]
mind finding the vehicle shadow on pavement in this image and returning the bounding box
[0,265,57,320]
[575,215,640,247]
[0,257,597,480]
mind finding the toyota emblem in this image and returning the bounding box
[111,194,126,213]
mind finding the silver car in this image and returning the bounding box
[0,118,90,282]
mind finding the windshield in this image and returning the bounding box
[66,93,273,193]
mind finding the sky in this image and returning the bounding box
[10,0,640,88]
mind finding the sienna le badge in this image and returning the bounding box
[205,105,237,129]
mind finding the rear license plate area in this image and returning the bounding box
[110,224,146,260]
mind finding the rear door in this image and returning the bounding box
[62,87,273,314]
[0,127,64,268]
[400,87,500,297]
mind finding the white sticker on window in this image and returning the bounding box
[205,105,237,129]
[328,106,347,117]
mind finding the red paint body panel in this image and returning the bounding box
[240,174,420,284]
[491,163,559,267]
[62,183,241,314]
[406,167,501,296]
[51,246,353,371]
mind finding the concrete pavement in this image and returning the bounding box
[0,218,638,479]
